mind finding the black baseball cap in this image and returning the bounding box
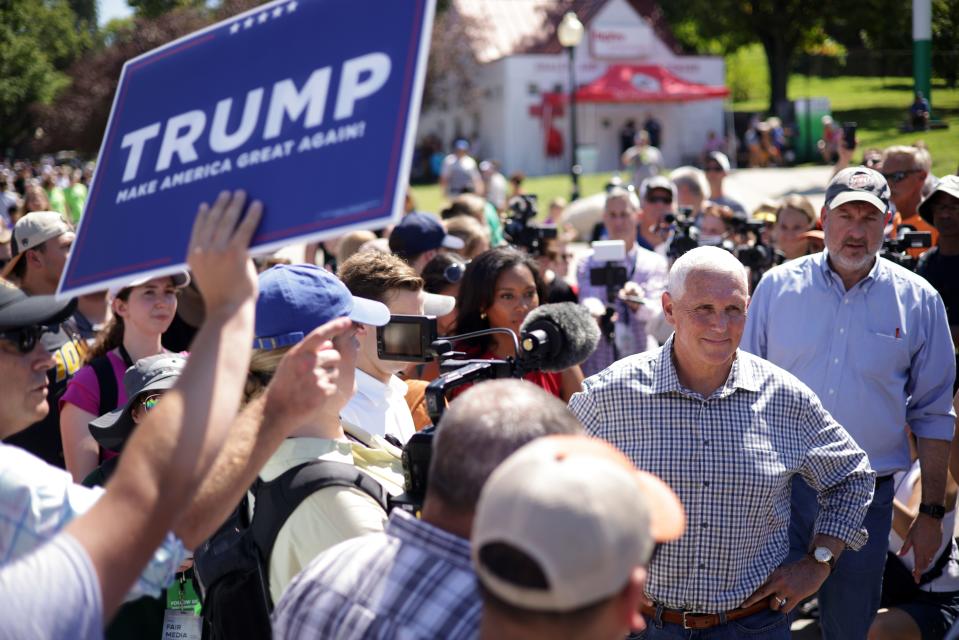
[0,281,76,332]
[825,167,891,214]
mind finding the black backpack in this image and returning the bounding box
[193,460,389,640]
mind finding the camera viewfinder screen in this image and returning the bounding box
[382,322,422,358]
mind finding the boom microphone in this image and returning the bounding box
[519,302,600,372]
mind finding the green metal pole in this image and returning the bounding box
[913,0,932,111]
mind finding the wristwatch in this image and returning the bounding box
[919,502,947,519]
[809,546,835,572]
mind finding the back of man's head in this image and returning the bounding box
[427,379,584,513]
[338,250,423,305]
[471,435,684,640]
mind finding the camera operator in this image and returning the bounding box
[272,380,584,639]
[535,237,578,304]
[698,203,736,249]
[670,166,710,225]
[576,187,667,377]
[503,193,557,259]
[637,176,677,255]
[917,176,959,393]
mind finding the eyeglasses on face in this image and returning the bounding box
[0,324,53,354]
[139,393,164,413]
[704,165,724,173]
[882,169,922,183]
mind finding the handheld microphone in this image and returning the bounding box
[519,302,600,372]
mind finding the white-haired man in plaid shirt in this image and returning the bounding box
[570,246,875,638]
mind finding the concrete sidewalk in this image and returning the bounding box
[724,165,834,216]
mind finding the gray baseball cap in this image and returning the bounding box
[825,167,891,214]
[88,354,186,451]
[919,175,959,226]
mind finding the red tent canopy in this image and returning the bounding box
[574,64,729,103]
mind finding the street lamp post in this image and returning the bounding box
[558,12,584,201]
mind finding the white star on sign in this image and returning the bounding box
[229,22,240,34]
[272,6,284,18]
[257,11,268,23]
[244,16,254,28]
[287,1,298,14]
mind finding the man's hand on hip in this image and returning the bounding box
[741,557,830,614]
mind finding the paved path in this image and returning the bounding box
[724,165,834,215]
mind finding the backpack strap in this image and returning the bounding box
[249,460,388,579]
[90,354,118,418]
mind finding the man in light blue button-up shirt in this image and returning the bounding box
[743,166,957,640]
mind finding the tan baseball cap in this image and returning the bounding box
[0,211,73,279]
[472,435,685,612]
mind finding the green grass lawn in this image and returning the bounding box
[412,70,959,215]
[733,75,959,177]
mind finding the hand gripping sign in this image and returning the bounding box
[59,0,435,297]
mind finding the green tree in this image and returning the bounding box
[932,0,959,87]
[662,0,830,115]
[128,0,207,19]
[0,1,91,150]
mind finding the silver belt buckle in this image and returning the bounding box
[682,611,706,630]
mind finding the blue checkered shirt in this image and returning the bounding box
[568,337,875,613]
[272,509,480,639]
[0,442,185,600]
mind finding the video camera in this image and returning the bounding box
[881,226,931,271]
[664,207,700,260]
[377,302,599,511]
[664,208,782,290]
[504,194,557,256]
[586,240,630,361]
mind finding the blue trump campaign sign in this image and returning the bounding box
[59,0,435,297]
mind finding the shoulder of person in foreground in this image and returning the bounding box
[0,532,102,640]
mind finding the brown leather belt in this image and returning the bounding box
[640,601,771,630]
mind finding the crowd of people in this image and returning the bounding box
[0,124,956,640]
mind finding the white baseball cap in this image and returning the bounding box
[472,435,685,612]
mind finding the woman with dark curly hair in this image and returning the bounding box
[454,247,583,400]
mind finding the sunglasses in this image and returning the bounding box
[0,324,53,354]
[882,169,922,183]
[704,165,724,173]
[645,195,673,205]
[139,393,164,413]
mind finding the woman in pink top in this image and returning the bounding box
[60,272,188,482]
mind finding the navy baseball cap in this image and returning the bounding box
[388,212,465,257]
[825,167,891,214]
[253,264,389,350]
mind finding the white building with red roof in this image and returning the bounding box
[418,0,729,177]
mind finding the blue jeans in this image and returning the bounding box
[787,474,894,640]
[632,607,790,639]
